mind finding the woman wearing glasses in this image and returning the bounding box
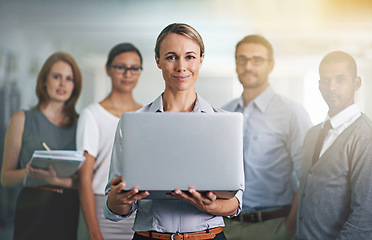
[104,23,243,240]
[77,43,142,240]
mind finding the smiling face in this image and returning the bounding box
[319,61,361,117]
[45,61,75,103]
[235,43,274,90]
[155,33,204,93]
[107,51,142,93]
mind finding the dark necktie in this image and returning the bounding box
[312,120,332,165]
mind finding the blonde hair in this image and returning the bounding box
[155,23,204,58]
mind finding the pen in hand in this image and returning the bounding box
[42,142,51,151]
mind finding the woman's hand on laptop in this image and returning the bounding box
[167,188,239,216]
[107,175,149,215]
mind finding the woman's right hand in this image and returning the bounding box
[107,175,149,216]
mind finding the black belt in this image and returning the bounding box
[231,205,291,223]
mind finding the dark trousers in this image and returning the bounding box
[13,186,79,240]
[132,231,227,240]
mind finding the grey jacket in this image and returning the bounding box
[295,114,372,240]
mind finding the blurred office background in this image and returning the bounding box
[0,0,371,238]
[1,0,372,125]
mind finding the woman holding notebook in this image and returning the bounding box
[104,23,243,240]
[1,52,82,240]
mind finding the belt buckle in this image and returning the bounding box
[171,232,180,240]
[249,213,257,222]
[245,211,262,223]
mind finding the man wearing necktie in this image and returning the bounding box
[289,51,372,239]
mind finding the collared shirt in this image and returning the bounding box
[295,110,372,239]
[320,104,361,157]
[103,93,244,233]
[223,86,312,211]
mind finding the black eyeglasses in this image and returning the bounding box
[236,56,268,66]
[110,65,143,75]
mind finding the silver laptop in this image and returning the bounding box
[119,112,244,199]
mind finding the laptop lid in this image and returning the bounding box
[119,112,243,199]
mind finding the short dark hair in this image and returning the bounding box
[319,51,357,78]
[235,35,274,60]
[106,43,143,69]
[155,23,204,58]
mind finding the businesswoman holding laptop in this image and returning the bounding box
[1,52,82,239]
[104,23,243,240]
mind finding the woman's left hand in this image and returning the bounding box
[167,188,220,214]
